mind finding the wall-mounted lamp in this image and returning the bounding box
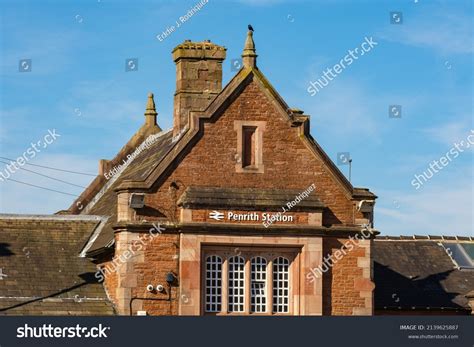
[166,272,176,286]
[129,193,145,209]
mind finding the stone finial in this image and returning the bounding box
[242,29,257,68]
[144,92,157,127]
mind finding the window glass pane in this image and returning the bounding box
[228,256,245,312]
[273,257,289,313]
[205,255,222,312]
[460,244,474,261]
[251,256,267,313]
[443,243,474,268]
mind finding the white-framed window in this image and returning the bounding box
[205,255,222,312]
[251,256,267,313]
[273,257,290,313]
[202,247,297,315]
[228,256,245,312]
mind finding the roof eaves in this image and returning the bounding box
[0,214,105,221]
[79,216,111,258]
[375,235,474,242]
[82,129,173,213]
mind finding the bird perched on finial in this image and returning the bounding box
[248,24,254,32]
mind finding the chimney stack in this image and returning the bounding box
[172,40,226,136]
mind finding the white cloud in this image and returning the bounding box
[312,83,378,137]
[301,79,419,142]
[422,119,473,147]
[375,173,473,237]
[59,79,145,126]
[379,9,473,55]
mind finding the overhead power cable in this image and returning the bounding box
[0,156,97,177]
[0,160,87,189]
[4,178,79,197]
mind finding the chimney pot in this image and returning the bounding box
[98,159,110,176]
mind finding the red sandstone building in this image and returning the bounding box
[1,30,473,316]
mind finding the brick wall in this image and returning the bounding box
[104,231,179,315]
[135,234,179,316]
[146,78,362,226]
[323,238,373,315]
[99,260,117,310]
[105,76,371,315]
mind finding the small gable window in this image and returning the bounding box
[234,121,266,173]
[242,126,257,168]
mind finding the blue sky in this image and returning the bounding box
[0,0,472,236]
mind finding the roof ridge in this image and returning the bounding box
[80,128,173,215]
[0,214,107,221]
[376,235,473,241]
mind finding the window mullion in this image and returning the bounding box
[267,258,273,315]
[222,257,228,314]
[244,258,250,314]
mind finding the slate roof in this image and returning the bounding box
[80,129,175,255]
[373,238,474,312]
[0,215,115,315]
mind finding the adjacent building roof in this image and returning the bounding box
[2,214,471,316]
[0,215,115,315]
[80,129,176,256]
[373,238,474,313]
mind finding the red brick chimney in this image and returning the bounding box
[172,40,226,136]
